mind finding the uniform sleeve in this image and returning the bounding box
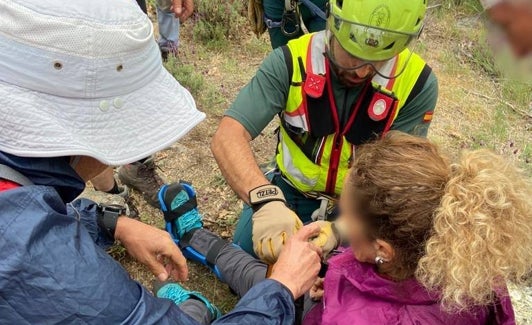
[225,48,290,139]
[390,71,438,137]
[214,279,296,325]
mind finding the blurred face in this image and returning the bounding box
[328,37,386,87]
[337,177,380,263]
[488,1,532,57]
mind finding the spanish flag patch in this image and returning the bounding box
[423,111,434,123]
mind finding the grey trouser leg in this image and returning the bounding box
[178,300,211,325]
[170,229,269,323]
[216,244,268,297]
[186,229,268,297]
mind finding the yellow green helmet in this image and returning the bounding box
[328,0,427,61]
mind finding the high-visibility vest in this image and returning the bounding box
[276,31,432,195]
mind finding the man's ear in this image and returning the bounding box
[373,239,395,262]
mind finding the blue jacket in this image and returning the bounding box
[0,152,295,324]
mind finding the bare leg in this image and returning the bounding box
[90,167,116,192]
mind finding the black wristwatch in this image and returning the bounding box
[97,204,127,239]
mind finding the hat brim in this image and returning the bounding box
[0,67,205,166]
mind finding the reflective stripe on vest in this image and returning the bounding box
[277,31,428,195]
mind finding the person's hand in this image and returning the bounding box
[172,0,194,21]
[250,184,303,264]
[115,217,188,282]
[309,278,324,301]
[310,220,344,257]
[269,224,322,299]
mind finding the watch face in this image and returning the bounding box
[101,203,127,214]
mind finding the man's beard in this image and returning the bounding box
[331,63,375,87]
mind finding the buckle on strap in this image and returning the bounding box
[264,15,282,29]
[276,173,338,221]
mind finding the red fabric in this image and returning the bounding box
[0,179,20,192]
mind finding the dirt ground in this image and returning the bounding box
[84,6,531,323]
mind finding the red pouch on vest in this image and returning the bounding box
[304,73,326,98]
[367,91,395,122]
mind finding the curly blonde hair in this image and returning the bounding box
[349,131,532,311]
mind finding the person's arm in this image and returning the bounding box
[1,190,198,324]
[171,0,194,20]
[213,48,307,263]
[390,71,438,137]
[211,48,290,204]
[212,117,270,203]
[115,217,188,282]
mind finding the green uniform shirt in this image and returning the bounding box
[226,47,438,139]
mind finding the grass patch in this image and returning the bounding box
[438,0,483,13]
[164,56,205,97]
[191,0,248,48]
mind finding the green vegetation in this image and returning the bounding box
[164,57,205,96]
[192,0,247,47]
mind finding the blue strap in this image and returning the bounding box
[264,15,282,29]
[298,0,326,21]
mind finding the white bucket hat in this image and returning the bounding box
[0,0,205,166]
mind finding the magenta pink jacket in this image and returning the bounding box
[304,251,516,325]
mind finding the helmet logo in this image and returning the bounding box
[365,5,391,48]
[369,5,390,28]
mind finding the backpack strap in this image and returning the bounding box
[0,164,33,186]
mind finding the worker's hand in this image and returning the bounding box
[309,277,324,301]
[310,220,344,257]
[171,0,194,21]
[115,217,188,282]
[250,184,303,264]
[269,224,322,299]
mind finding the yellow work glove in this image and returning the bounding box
[311,220,344,257]
[250,184,303,264]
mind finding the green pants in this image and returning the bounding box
[263,0,327,49]
[233,173,322,257]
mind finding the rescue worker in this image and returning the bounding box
[0,0,321,323]
[212,0,439,263]
[252,0,329,48]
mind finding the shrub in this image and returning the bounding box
[191,0,248,46]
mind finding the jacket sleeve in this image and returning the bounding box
[214,279,295,325]
[0,187,201,325]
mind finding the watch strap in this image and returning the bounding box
[97,204,125,239]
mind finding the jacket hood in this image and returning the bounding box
[0,151,85,203]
